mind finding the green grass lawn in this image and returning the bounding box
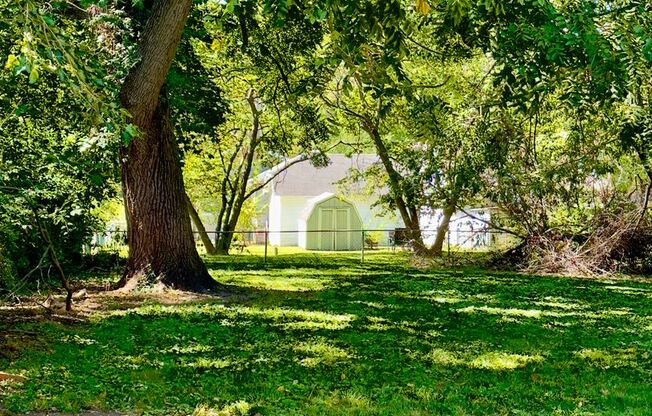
[1,252,651,415]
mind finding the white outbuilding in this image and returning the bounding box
[256,154,402,250]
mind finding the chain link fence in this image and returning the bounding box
[86,227,520,264]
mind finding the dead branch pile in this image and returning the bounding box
[505,209,652,276]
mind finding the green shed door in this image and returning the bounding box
[318,207,350,250]
[308,197,362,251]
[319,208,334,250]
[335,208,349,250]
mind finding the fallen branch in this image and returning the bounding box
[0,372,27,383]
[33,212,74,311]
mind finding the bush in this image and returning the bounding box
[0,228,22,294]
[364,231,383,249]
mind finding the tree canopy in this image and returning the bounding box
[2,0,652,288]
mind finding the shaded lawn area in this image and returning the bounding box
[1,253,651,415]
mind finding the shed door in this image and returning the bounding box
[319,208,334,250]
[334,208,349,250]
[318,207,350,250]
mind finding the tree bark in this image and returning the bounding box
[186,194,217,255]
[431,203,455,256]
[117,0,217,291]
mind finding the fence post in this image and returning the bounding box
[361,229,365,263]
[264,229,268,265]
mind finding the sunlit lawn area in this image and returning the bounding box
[1,252,651,415]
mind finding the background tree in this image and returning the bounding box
[334,54,498,255]
[181,2,329,254]
[480,0,652,273]
[316,1,485,254]
[1,0,441,287]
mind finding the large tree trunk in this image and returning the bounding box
[431,203,455,256]
[186,194,217,255]
[117,0,217,291]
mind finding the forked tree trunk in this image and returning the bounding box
[363,120,429,254]
[215,232,234,255]
[431,203,455,256]
[213,90,260,255]
[186,194,217,255]
[117,0,217,291]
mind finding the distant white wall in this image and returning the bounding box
[420,208,492,248]
[420,209,444,247]
[354,202,397,229]
[269,195,309,246]
[352,201,402,246]
[268,194,282,245]
[267,193,404,247]
[297,217,307,248]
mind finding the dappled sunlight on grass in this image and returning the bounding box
[193,401,251,416]
[163,343,214,354]
[416,289,465,304]
[455,274,528,286]
[362,288,496,306]
[209,266,362,292]
[643,317,652,332]
[470,352,543,370]
[415,347,543,371]
[576,347,649,369]
[421,348,459,366]
[212,271,332,291]
[458,305,547,319]
[350,300,397,309]
[105,302,356,331]
[293,338,353,367]
[307,391,377,415]
[112,354,165,370]
[61,334,97,345]
[457,304,641,327]
[363,315,425,335]
[183,357,235,370]
[2,253,651,415]
[532,296,587,310]
[604,285,652,298]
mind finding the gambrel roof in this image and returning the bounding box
[267,154,378,197]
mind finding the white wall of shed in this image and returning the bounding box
[269,195,309,246]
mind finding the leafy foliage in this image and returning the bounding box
[181,1,331,252]
[0,44,119,292]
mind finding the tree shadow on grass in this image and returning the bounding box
[2,254,652,415]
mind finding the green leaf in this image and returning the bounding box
[15,104,28,116]
[416,0,431,15]
[121,124,139,144]
[42,15,55,26]
[28,66,39,84]
[4,54,17,70]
